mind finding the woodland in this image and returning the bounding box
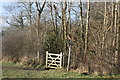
[1,0,120,76]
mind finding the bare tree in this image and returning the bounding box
[118,1,120,73]
[84,0,90,58]
[79,0,84,43]
[35,0,46,26]
[114,0,119,73]
[28,1,33,25]
[48,2,55,31]
[35,0,46,63]
[61,2,67,67]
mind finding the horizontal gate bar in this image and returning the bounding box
[48,57,61,59]
[47,60,61,63]
[47,63,60,65]
[47,53,61,56]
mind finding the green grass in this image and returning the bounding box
[1,61,21,67]
[2,62,120,78]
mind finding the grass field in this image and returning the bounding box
[1,62,120,78]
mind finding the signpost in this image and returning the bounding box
[67,40,73,71]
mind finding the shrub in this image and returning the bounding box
[44,32,63,54]
[20,56,41,68]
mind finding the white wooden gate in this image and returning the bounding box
[46,51,62,68]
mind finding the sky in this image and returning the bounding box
[0,2,11,31]
[0,0,119,2]
[0,2,4,31]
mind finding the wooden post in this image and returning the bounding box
[63,52,64,67]
[67,45,71,71]
[46,51,48,68]
[60,52,62,68]
[37,51,40,62]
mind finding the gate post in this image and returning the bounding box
[60,52,62,68]
[46,51,48,68]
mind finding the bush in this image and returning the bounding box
[20,56,42,69]
[2,26,39,62]
[44,32,63,54]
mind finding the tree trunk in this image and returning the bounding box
[49,3,55,31]
[79,0,84,43]
[84,0,90,58]
[35,0,46,64]
[101,1,107,56]
[61,2,67,67]
[118,1,120,74]
[67,2,72,33]
[54,5,58,32]
[84,0,90,73]
[28,1,32,25]
[114,0,118,66]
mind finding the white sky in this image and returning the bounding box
[0,0,119,2]
[0,2,10,31]
[0,3,3,32]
